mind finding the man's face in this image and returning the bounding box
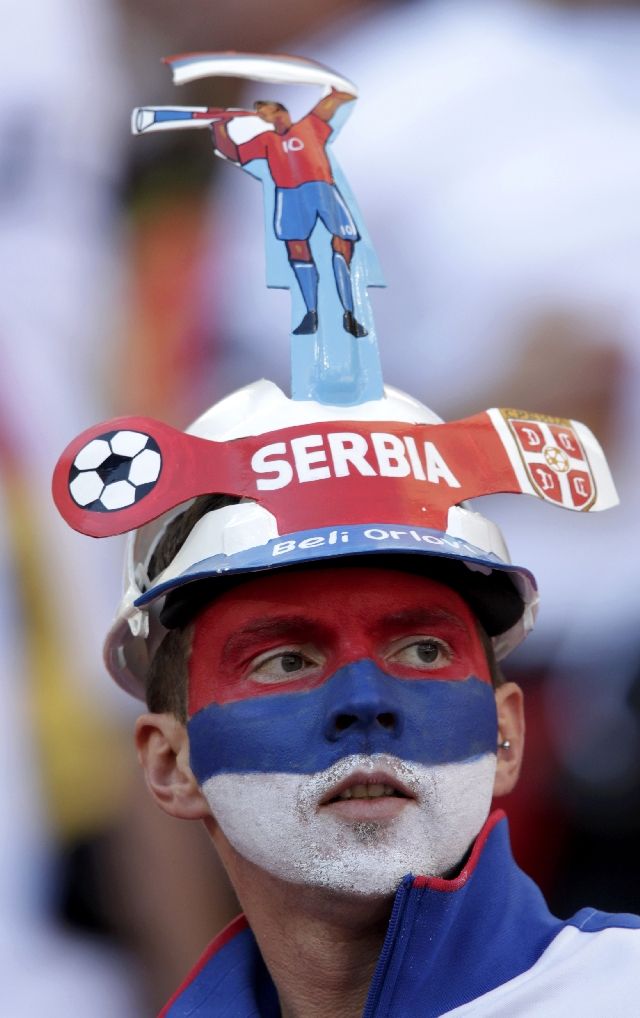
[186,566,499,896]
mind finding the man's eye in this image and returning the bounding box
[388,638,452,670]
[250,648,320,684]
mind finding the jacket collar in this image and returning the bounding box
[363,809,561,1016]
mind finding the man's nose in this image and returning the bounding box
[323,661,404,742]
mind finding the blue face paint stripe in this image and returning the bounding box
[187,661,497,784]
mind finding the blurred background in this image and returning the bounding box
[2,0,639,1012]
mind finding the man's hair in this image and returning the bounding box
[146,494,238,722]
[254,100,288,113]
[145,498,505,720]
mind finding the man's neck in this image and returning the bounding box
[222,848,393,1018]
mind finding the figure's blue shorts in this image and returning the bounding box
[274,181,359,242]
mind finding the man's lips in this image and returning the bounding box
[321,770,414,804]
[319,771,415,820]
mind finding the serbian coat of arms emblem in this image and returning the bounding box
[499,409,596,510]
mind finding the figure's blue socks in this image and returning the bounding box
[332,251,354,313]
[290,260,319,313]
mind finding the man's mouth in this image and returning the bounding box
[319,771,415,818]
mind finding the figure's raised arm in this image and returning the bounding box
[211,119,240,162]
[311,87,357,123]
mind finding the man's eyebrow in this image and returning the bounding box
[220,616,324,663]
[377,607,470,633]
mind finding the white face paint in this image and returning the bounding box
[202,752,497,896]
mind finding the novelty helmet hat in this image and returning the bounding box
[54,376,617,701]
[52,51,619,701]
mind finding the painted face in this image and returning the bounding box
[187,567,498,895]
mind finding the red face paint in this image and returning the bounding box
[188,567,491,716]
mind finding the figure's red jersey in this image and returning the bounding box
[238,113,333,188]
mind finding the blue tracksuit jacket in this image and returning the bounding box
[160,811,640,1016]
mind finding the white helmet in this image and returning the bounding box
[53,375,617,701]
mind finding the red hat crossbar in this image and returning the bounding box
[52,408,616,540]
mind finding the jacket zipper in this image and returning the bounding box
[362,877,413,1018]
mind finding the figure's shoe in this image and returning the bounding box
[293,310,318,335]
[343,311,368,337]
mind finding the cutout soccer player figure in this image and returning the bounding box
[131,51,386,404]
[211,89,367,338]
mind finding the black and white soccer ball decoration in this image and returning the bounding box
[69,430,162,512]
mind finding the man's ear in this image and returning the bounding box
[493,682,525,798]
[135,713,211,821]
